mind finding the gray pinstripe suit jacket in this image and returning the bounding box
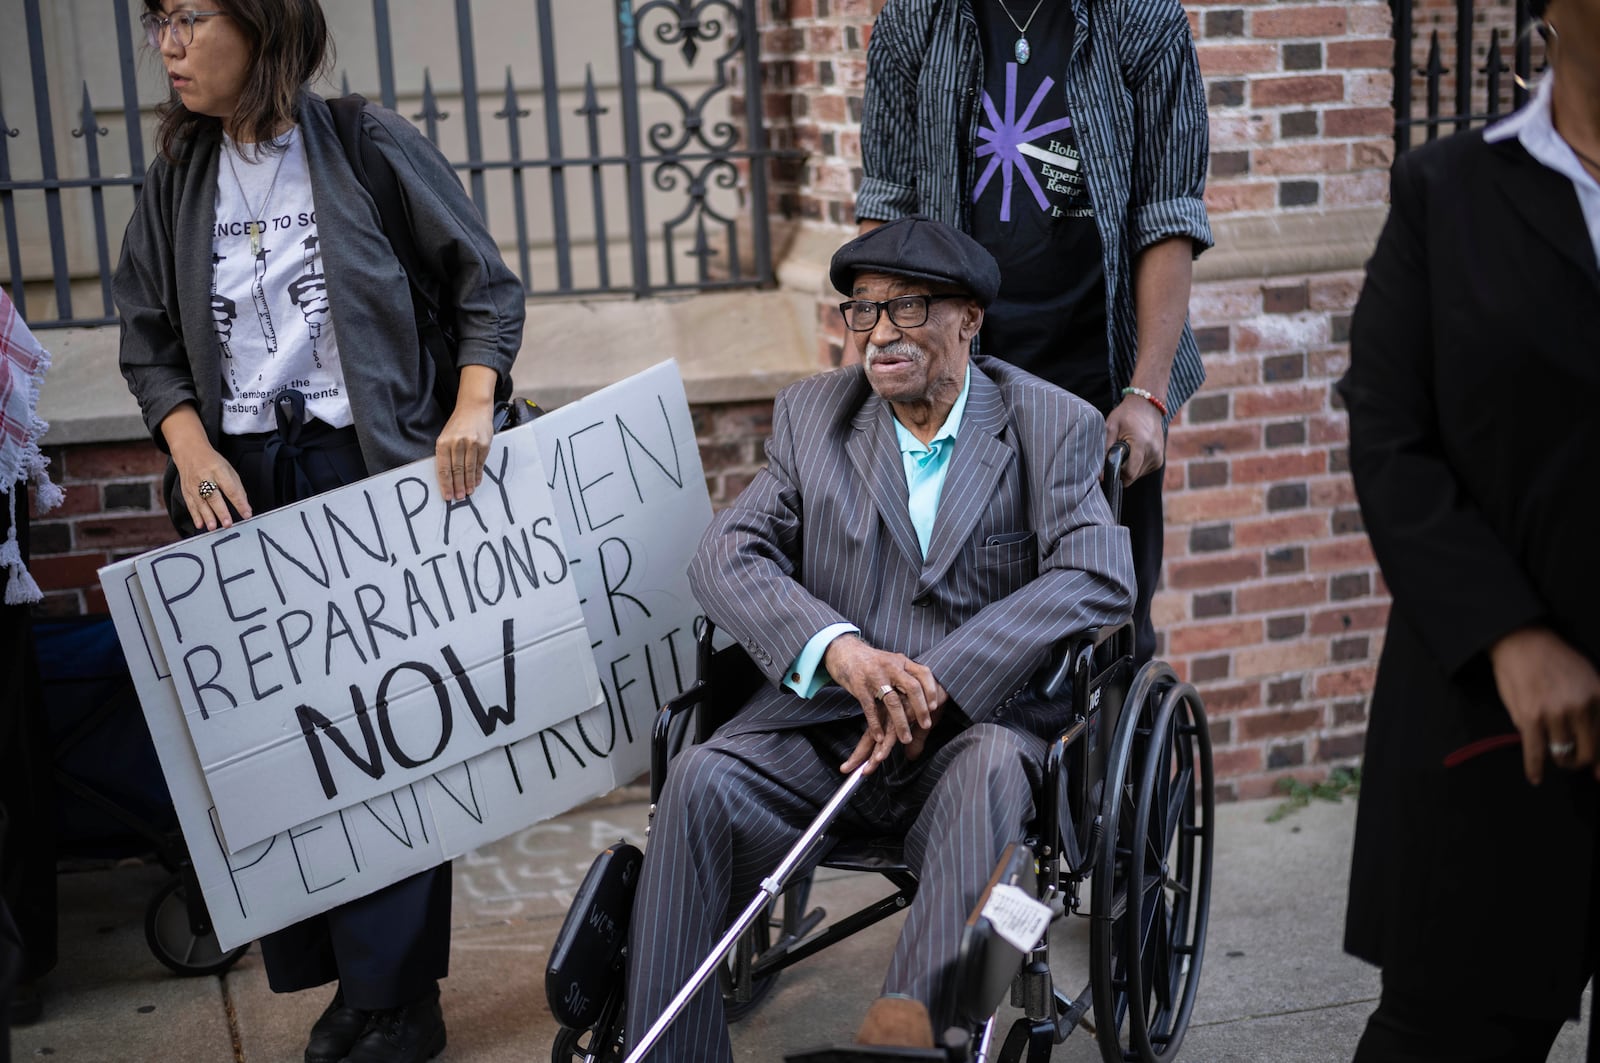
[688,355,1135,743]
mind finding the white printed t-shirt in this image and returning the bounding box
[211,127,353,435]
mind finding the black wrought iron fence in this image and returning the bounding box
[1392,0,1548,155]
[0,0,801,329]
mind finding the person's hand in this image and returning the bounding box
[160,404,251,533]
[825,633,945,773]
[435,396,494,502]
[904,698,948,762]
[172,439,251,532]
[1488,626,1600,785]
[1104,393,1165,485]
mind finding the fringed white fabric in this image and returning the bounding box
[1,286,62,605]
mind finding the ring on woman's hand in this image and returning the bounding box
[197,479,218,500]
[1549,740,1577,758]
[874,684,896,702]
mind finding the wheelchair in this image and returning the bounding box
[548,446,1216,1063]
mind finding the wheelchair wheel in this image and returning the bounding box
[551,1019,624,1063]
[719,893,780,1022]
[1090,663,1214,1063]
[144,873,250,977]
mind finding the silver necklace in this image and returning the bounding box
[223,138,290,256]
[994,0,1047,65]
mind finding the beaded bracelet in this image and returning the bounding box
[1121,386,1169,419]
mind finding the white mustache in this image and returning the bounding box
[865,340,924,367]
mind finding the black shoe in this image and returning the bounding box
[341,989,445,1063]
[305,988,372,1063]
[7,980,43,1026]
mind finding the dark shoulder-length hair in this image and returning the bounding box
[145,0,333,162]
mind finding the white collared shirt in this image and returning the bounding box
[1485,74,1600,269]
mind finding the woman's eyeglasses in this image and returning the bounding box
[139,10,230,49]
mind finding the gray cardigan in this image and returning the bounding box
[114,93,526,484]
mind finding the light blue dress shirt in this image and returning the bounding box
[781,367,973,697]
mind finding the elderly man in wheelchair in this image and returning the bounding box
[549,216,1214,1063]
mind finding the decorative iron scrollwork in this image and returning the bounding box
[633,0,744,155]
[652,157,742,285]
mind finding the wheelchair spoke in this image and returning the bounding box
[1162,764,1194,857]
[1151,891,1174,1013]
[1134,878,1162,985]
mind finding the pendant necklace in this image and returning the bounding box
[994,0,1047,65]
[223,137,290,256]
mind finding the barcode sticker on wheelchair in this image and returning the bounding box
[981,883,1053,953]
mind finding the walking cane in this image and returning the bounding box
[622,763,871,1063]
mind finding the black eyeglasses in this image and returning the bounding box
[838,293,965,333]
[140,9,230,49]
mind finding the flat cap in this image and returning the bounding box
[830,215,1001,307]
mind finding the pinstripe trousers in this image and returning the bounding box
[624,718,1046,1062]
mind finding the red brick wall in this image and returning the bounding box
[761,0,880,232]
[1165,272,1379,800]
[26,443,172,616]
[1197,2,1396,214]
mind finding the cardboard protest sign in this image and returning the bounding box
[135,425,604,851]
[101,361,713,947]
[103,561,445,948]
[520,359,716,806]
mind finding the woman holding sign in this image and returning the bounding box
[114,1,525,1060]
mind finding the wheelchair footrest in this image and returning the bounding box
[785,1046,948,1062]
[779,905,827,948]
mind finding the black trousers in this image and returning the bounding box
[0,495,55,985]
[1354,979,1597,1063]
[216,408,452,1010]
[1,493,53,1063]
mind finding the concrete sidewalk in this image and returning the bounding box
[10,792,1591,1062]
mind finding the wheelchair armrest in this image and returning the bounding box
[1031,630,1097,703]
[1031,619,1126,702]
[649,622,769,804]
[1036,620,1132,874]
[651,683,716,804]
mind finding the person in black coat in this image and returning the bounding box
[1339,0,1600,1058]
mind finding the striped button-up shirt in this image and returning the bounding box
[857,0,1213,416]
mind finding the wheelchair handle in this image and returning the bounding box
[624,764,870,1063]
[1104,440,1128,523]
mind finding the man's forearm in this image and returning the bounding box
[1129,236,1195,399]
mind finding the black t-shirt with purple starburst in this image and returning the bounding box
[970,0,1111,412]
